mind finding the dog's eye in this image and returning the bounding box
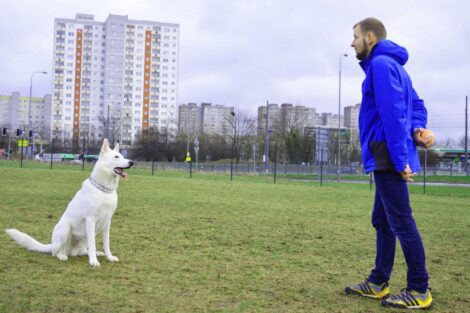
[114,156,119,159]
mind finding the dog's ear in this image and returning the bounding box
[113,143,120,152]
[101,138,110,154]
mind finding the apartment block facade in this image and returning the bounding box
[319,112,343,128]
[258,103,319,135]
[178,103,204,136]
[0,92,52,138]
[178,103,234,138]
[203,104,234,136]
[280,103,316,129]
[343,103,360,129]
[52,14,179,151]
[344,103,361,144]
[257,103,282,135]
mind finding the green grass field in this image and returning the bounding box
[0,164,469,312]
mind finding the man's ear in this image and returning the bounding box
[367,32,376,46]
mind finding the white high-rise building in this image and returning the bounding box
[0,92,52,138]
[52,14,179,151]
[202,104,234,137]
[178,103,235,138]
[343,103,360,129]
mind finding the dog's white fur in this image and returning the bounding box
[5,139,134,267]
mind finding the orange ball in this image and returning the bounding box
[420,129,435,145]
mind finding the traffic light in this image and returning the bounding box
[29,130,34,138]
[1,127,6,136]
[16,128,23,136]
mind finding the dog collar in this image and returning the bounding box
[89,177,114,194]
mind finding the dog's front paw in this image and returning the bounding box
[89,258,100,267]
[107,255,119,262]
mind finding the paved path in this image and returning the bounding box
[290,179,470,188]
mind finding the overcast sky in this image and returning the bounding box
[1,0,469,141]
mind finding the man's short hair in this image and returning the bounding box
[354,18,387,40]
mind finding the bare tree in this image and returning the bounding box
[437,137,457,149]
[458,134,469,149]
[227,110,257,162]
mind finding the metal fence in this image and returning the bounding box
[2,156,469,177]
[134,161,469,177]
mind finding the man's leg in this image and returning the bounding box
[368,171,396,285]
[374,171,428,293]
[345,173,393,299]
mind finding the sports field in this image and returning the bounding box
[0,165,469,312]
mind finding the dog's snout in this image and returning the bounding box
[129,161,135,167]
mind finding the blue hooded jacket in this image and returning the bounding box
[358,40,427,174]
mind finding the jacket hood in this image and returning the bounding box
[360,40,409,69]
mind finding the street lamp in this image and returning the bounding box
[264,100,269,173]
[337,54,348,181]
[230,111,236,181]
[28,71,47,156]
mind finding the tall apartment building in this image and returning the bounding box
[257,103,282,135]
[343,103,360,128]
[281,103,316,129]
[344,103,361,144]
[203,104,234,136]
[178,103,234,137]
[258,103,319,135]
[52,14,179,152]
[319,112,343,128]
[0,92,52,138]
[178,103,203,136]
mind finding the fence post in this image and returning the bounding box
[20,135,24,168]
[423,149,427,194]
[320,148,324,187]
[50,137,53,170]
[274,143,277,184]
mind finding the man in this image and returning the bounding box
[345,17,434,309]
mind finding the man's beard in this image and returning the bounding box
[355,39,369,60]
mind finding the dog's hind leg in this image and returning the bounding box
[51,221,72,261]
[70,240,87,256]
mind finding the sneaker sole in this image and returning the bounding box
[345,287,390,299]
[382,300,433,310]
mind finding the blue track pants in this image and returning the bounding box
[367,171,429,293]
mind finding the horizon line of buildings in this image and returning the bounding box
[1,90,360,139]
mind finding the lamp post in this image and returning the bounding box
[337,54,348,181]
[194,137,200,172]
[28,71,47,157]
[264,100,269,173]
[230,111,236,181]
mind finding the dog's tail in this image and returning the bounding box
[5,229,53,253]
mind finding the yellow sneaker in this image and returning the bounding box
[382,288,433,309]
[345,280,390,299]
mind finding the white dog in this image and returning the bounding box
[5,139,134,267]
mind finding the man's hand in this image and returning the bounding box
[413,128,435,149]
[400,164,416,182]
